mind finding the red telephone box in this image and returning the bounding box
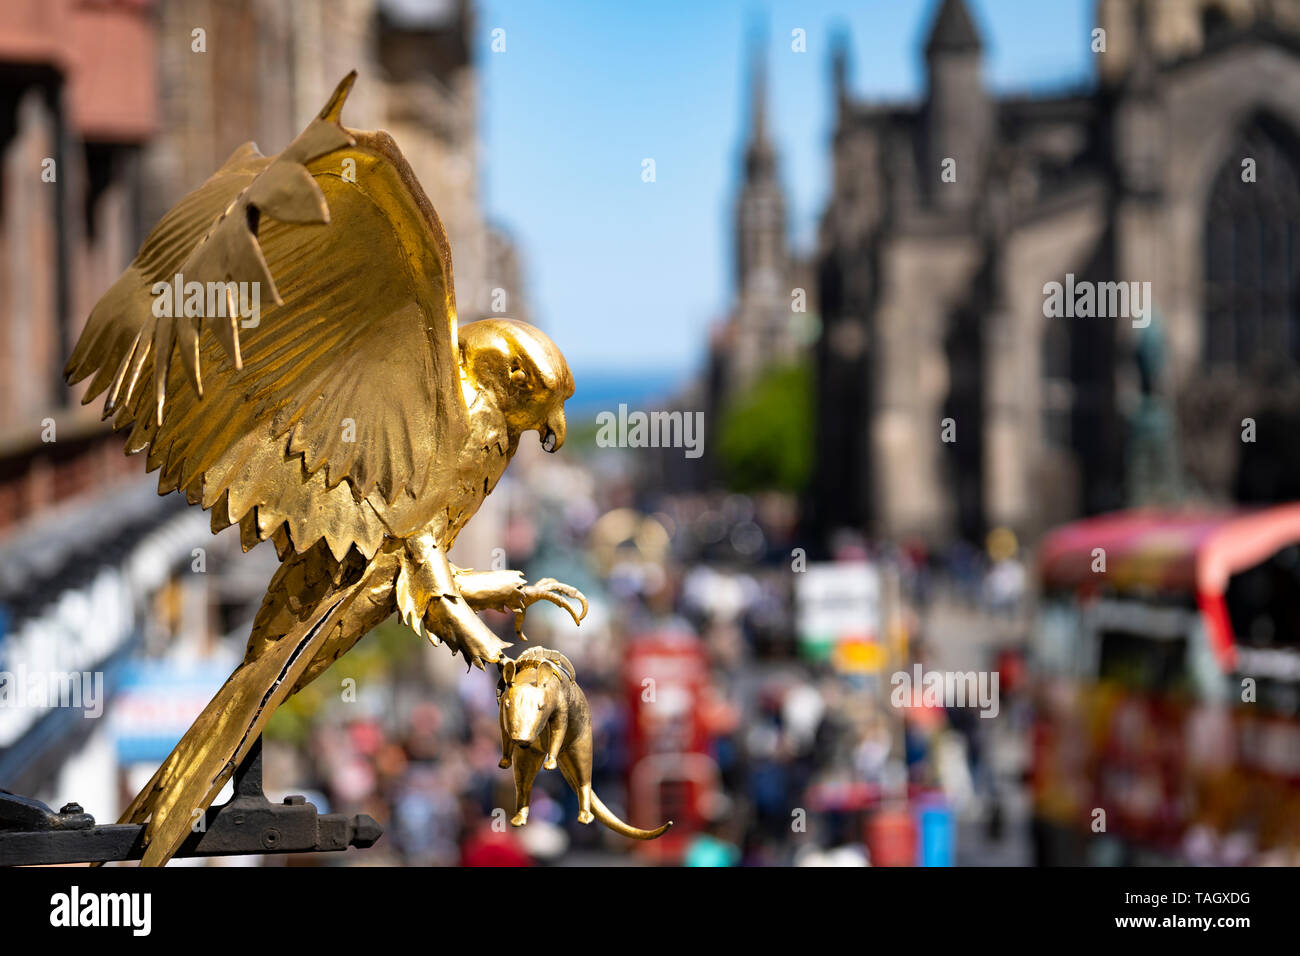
[624,631,717,861]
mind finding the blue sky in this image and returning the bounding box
[475,0,1094,380]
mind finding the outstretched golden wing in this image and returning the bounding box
[66,73,468,562]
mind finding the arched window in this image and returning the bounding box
[1042,318,1071,448]
[1202,5,1232,44]
[1203,114,1300,369]
[943,301,985,543]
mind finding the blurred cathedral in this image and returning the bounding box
[710,48,815,404]
[663,43,817,495]
[810,0,1300,547]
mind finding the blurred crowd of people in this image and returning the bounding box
[244,453,1031,868]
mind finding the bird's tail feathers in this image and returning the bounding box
[120,591,351,866]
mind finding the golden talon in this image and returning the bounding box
[512,578,589,638]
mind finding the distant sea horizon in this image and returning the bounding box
[567,366,691,418]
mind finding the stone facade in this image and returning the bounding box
[0,0,157,528]
[811,0,1300,546]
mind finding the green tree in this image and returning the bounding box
[717,361,813,493]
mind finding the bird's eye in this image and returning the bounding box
[537,701,544,710]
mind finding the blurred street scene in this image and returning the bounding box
[4,0,1300,868]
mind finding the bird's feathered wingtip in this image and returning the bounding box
[319,71,358,124]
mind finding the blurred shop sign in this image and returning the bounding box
[0,503,210,748]
[0,568,135,747]
[110,656,236,763]
[795,561,882,671]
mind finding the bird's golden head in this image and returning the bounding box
[459,318,574,453]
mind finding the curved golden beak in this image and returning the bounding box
[541,409,566,453]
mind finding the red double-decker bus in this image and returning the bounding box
[1031,505,1300,865]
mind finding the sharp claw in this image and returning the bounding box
[511,580,590,633]
[560,591,587,626]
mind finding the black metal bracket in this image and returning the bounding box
[0,737,382,865]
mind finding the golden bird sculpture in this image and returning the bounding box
[64,72,618,865]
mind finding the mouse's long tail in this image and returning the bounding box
[588,789,672,840]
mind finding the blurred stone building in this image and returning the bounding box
[811,0,1300,547]
[0,0,520,808]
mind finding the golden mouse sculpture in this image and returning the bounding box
[498,647,672,839]
[65,72,590,865]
